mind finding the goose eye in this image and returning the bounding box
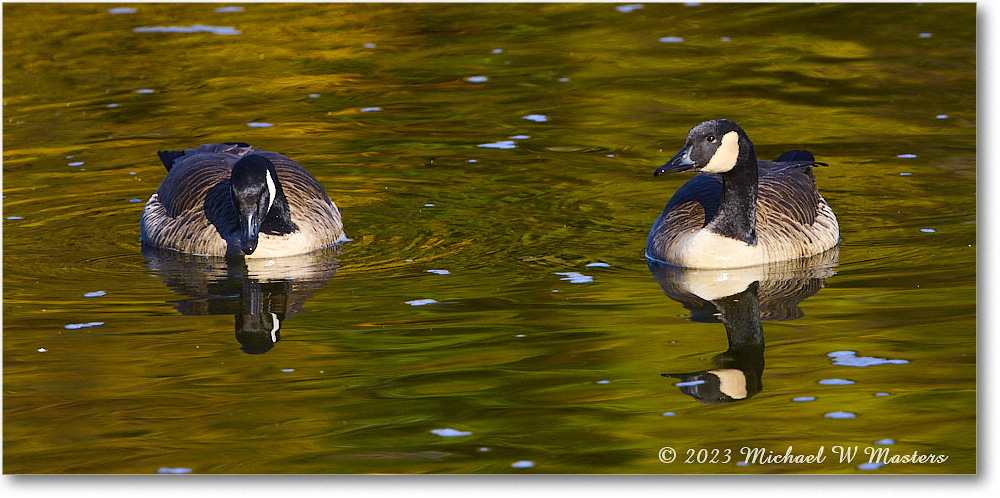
[706,135,717,143]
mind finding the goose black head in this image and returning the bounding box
[230,154,281,255]
[654,119,755,177]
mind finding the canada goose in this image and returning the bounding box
[140,143,345,258]
[646,119,839,269]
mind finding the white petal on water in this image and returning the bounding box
[431,428,471,437]
[616,4,644,13]
[64,322,104,330]
[478,140,516,149]
[824,411,856,419]
[818,378,855,385]
[555,272,592,283]
[827,350,909,367]
[134,25,241,35]
[405,299,437,306]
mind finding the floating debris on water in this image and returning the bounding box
[828,350,909,367]
[818,378,855,385]
[157,467,192,474]
[596,380,610,384]
[897,153,917,158]
[108,7,137,14]
[824,411,856,419]
[660,36,685,43]
[248,122,273,128]
[586,262,611,268]
[937,114,949,119]
[875,392,891,397]
[479,447,490,452]
[511,460,534,469]
[431,428,472,437]
[281,369,294,373]
[38,348,47,353]
[921,228,936,233]
[134,25,241,35]
[616,4,644,13]
[662,412,676,416]
[522,114,548,122]
[135,89,155,94]
[84,291,106,297]
[423,203,435,207]
[900,172,912,176]
[406,299,437,306]
[427,269,450,275]
[555,272,593,283]
[214,6,244,13]
[515,334,525,338]
[360,107,382,112]
[65,322,104,330]
[68,162,84,167]
[478,140,516,149]
[465,76,489,83]
[792,396,817,402]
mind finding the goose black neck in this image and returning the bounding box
[707,147,758,245]
[261,186,298,236]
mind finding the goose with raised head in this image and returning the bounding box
[140,143,345,258]
[646,119,839,269]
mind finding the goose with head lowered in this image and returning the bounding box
[140,143,346,258]
[646,119,839,269]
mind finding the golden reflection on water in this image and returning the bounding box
[3,2,975,473]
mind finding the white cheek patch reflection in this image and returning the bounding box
[265,169,276,212]
[702,131,740,173]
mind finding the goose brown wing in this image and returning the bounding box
[756,160,822,227]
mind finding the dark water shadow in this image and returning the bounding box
[649,248,839,404]
[142,246,341,354]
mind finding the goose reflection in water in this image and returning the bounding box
[650,248,838,404]
[142,246,340,354]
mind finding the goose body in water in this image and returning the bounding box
[140,143,345,258]
[646,119,839,269]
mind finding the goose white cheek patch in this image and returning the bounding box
[702,130,740,173]
[265,169,277,212]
